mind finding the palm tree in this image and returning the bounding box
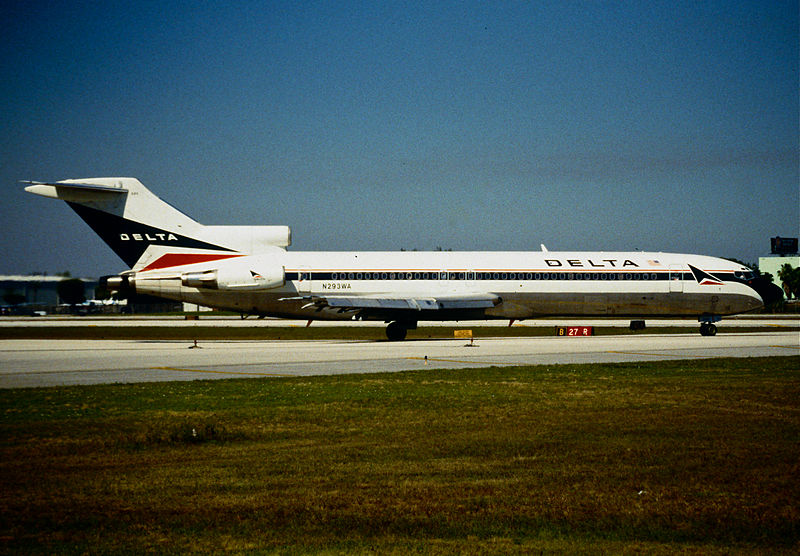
[777,263,800,300]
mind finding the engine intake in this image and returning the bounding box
[203,225,291,250]
[100,274,133,293]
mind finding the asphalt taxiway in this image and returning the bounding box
[1,329,797,389]
[1,315,794,328]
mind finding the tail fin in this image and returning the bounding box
[25,178,290,271]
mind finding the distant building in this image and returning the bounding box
[759,236,798,296]
[0,275,183,314]
[759,255,799,304]
[758,256,799,283]
[0,275,97,307]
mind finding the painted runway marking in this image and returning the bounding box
[151,366,293,377]
[770,344,800,350]
[605,350,717,359]
[406,356,488,365]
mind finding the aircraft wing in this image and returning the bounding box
[300,292,500,313]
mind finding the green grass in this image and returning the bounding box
[1,356,798,554]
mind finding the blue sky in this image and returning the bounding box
[2,0,797,278]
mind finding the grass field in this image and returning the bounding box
[1,356,798,554]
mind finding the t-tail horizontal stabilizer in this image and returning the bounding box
[25,177,292,271]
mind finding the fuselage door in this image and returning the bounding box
[669,265,684,293]
[297,267,312,294]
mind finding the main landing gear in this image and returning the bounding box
[698,315,720,336]
[386,321,416,341]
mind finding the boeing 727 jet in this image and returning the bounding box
[26,178,778,340]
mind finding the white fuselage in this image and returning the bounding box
[27,178,772,338]
[128,250,763,321]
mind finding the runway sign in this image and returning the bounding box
[556,326,594,337]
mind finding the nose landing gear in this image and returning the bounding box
[699,322,717,336]
[698,315,720,336]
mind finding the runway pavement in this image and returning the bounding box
[1,331,797,389]
[1,315,797,328]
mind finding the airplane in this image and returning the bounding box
[25,177,781,340]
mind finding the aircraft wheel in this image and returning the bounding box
[386,321,408,341]
[699,323,717,336]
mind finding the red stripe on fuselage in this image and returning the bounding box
[141,253,243,271]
